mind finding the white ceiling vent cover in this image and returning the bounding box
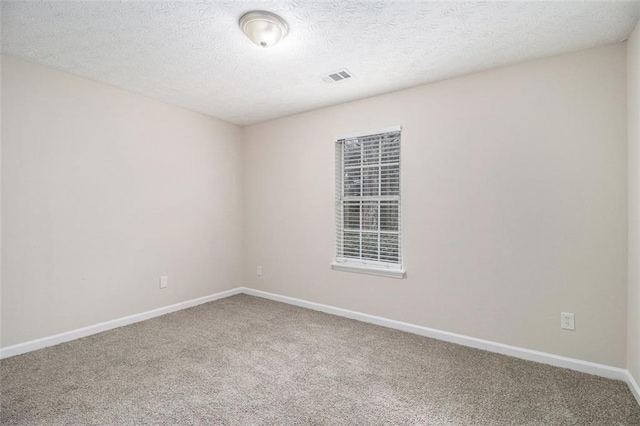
[322,69,354,83]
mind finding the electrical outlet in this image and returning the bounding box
[160,276,168,289]
[561,312,575,330]
[257,266,262,277]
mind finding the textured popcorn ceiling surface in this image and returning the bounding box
[2,1,639,125]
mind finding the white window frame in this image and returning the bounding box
[331,125,405,279]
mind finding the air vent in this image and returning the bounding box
[322,69,354,83]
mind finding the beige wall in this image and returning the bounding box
[1,56,243,347]
[629,21,640,383]
[0,56,3,349]
[243,43,628,367]
[1,41,632,370]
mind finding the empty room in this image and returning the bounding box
[1,1,640,424]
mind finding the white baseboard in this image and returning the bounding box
[241,287,631,383]
[2,284,638,406]
[626,370,640,406]
[0,287,243,359]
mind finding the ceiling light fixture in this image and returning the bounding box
[239,11,288,48]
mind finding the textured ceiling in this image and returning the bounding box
[2,1,639,126]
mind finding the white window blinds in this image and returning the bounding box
[335,128,402,270]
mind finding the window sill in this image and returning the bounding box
[331,262,406,279]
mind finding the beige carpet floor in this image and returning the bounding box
[1,294,639,425]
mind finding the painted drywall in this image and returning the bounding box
[243,43,628,367]
[629,20,640,384]
[1,55,243,347]
[0,55,3,349]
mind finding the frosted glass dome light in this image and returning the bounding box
[239,11,289,48]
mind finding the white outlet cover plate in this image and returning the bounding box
[160,276,168,289]
[561,312,575,330]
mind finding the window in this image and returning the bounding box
[332,127,404,278]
